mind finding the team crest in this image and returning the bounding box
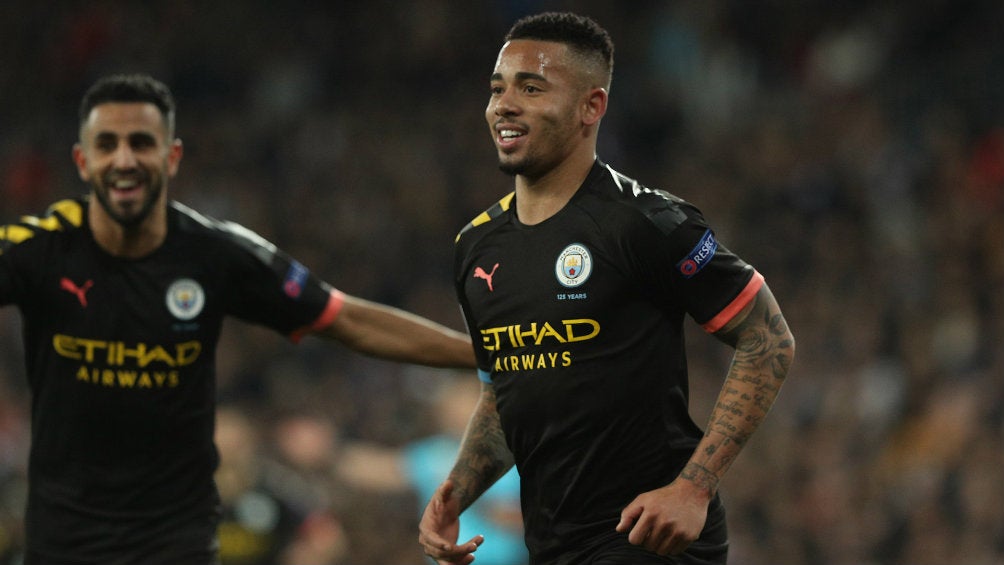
[166,278,205,320]
[555,243,592,288]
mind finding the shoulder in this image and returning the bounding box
[170,201,279,261]
[454,191,515,246]
[584,162,703,236]
[0,198,86,254]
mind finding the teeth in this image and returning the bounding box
[500,129,523,139]
[114,179,138,189]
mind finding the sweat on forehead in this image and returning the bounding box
[495,39,607,90]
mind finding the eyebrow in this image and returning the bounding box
[491,71,549,83]
[93,131,159,144]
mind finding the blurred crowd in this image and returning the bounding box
[1,1,1003,564]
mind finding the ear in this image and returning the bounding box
[72,143,90,181]
[581,87,608,126]
[167,138,184,178]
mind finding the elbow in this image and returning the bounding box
[778,329,795,381]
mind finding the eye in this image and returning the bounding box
[523,84,542,94]
[93,134,117,152]
[490,84,504,96]
[129,133,158,151]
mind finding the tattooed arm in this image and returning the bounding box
[616,282,795,556]
[418,382,515,565]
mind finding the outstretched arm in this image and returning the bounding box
[419,382,515,564]
[617,282,795,556]
[315,293,476,369]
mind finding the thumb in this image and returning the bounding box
[615,501,642,533]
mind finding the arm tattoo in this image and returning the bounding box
[448,384,515,511]
[693,285,795,493]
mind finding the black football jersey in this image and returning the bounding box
[0,198,340,564]
[454,161,762,562]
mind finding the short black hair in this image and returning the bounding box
[505,11,614,85]
[78,74,176,136]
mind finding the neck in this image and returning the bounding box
[88,201,168,259]
[515,151,595,225]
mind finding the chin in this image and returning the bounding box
[497,157,527,177]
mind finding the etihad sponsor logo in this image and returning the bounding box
[677,229,717,278]
[53,335,202,367]
[480,318,600,351]
[481,318,600,373]
[493,351,572,372]
[53,334,201,389]
[75,366,180,388]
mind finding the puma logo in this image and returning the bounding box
[60,277,94,307]
[473,263,500,292]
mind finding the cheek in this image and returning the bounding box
[73,149,92,180]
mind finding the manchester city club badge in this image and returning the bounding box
[555,243,593,288]
[166,278,206,320]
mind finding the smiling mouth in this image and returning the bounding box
[496,127,527,151]
[499,128,524,140]
[106,176,146,193]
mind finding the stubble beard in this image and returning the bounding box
[90,174,163,229]
[498,160,524,177]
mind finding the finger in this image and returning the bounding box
[462,534,485,550]
[626,511,655,547]
[655,531,692,557]
[423,535,483,565]
[615,502,642,533]
[418,529,450,552]
[420,540,463,563]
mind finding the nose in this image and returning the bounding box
[112,141,138,169]
[491,87,519,117]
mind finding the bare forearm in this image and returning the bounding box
[448,384,515,511]
[319,295,476,368]
[685,285,795,495]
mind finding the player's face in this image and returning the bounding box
[73,102,181,228]
[486,39,589,179]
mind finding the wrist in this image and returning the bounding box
[678,462,719,499]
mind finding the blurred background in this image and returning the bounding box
[1,0,1003,563]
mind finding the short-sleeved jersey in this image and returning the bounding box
[0,198,341,564]
[454,161,762,563]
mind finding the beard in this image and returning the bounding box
[497,149,544,178]
[498,160,523,177]
[90,173,163,229]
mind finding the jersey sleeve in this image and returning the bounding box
[0,200,84,307]
[454,239,494,382]
[0,224,27,306]
[622,195,761,333]
[457,281,494,382]
[214,220,341,340]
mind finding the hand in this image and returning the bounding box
[418,479,485,564]
[614,479,711,556]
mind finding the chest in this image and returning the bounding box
[26,236,225,341]
[460,216,672,362]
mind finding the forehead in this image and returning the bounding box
[492,39,573,80]
[81,102,167,138]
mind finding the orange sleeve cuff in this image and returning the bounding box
[291,288,345,343]
[701,271,764,333]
